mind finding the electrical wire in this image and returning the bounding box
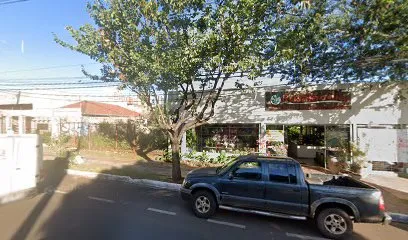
[0,84,120,91]
[0,81,119,86]
[0,0,29,6]
[0,63,99,74]
[0,76,86,81]
[0,90,141,103]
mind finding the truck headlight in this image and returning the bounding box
[182,179,191,188]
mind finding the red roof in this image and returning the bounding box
[63,101,141,117]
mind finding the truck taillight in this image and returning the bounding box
[379,194,385,212]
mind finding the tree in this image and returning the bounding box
[55,0,272,181]
[266,0,408,83]
[55,0,407,181]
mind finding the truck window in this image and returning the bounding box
[233,161,262,181]
[268,163,297,184]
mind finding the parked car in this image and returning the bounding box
[180,155,391,239]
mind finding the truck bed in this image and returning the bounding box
[306,174,375,189]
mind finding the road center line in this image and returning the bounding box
[286,232,329,240]
[88,196,115,204]
[147,208,177,216]
[207,219,246,229]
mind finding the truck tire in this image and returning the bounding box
[192,190,217,218]
[316,208,353,239]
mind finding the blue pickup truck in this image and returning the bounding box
[180,155,391,239]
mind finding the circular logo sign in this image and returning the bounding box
[270,93,282,105]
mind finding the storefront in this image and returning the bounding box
[185,81,408,170]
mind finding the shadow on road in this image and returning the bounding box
[10,152,70,240]
[5,155,408,240]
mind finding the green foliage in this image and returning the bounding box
[333,140,367,173]
[195,151,211,163]
[92,121,167,151]
[186,129,197,150]
[157,149,173,163]
[80,134,131,151]
[40,132,52,145]
[48,134,71,153]
[286,126,300,143]
[56,0,407,180]
[183,150,197,160]
[267,0,408,83]
[349,161,363,173]
[184,150,234,165]
[214,151,234,164]
[138,128,168,151]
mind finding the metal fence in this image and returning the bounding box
[38,121,167,152]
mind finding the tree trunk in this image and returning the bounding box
[170,138,182,182]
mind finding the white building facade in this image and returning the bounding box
[191,81,408,170]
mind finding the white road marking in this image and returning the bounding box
[54,190,68,194]
[147,208,177,216]
[88,196,115,204]
[286,232,329,240]
[207,219,246,229]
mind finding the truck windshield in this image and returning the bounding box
[216,159,237,175]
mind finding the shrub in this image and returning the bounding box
[213,152,234,164]
[157,149,173,163]
[184,150,197,160]
[48,134,71,153]
[40,132,52,145]
[196,151,211,162]
[350,161,362,173]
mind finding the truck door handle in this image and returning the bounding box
[16,168,21,170]
[292,189,300,192]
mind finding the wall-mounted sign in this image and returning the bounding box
[265,130,284,142]
[265,90,351,111]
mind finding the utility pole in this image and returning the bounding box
[78,97,82,151]
[16,91,21,104]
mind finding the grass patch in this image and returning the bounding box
[69,164,173,183]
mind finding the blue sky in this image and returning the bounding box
[0,0,133,108]
[0,0,99,78]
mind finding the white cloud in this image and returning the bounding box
[21,40,24,54]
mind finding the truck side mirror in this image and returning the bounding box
[228,172,234,180]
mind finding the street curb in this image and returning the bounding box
[0,188,37,205]
[388,212,408,224]
[66,169,181,191]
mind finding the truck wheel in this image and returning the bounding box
[316,208,353,239]
[192,190,216,218]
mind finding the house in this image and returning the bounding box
[51,101,142,137]
[60,101,141,122]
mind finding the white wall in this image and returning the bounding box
[209,82,408,125]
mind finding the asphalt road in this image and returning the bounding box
[0,175,407,240]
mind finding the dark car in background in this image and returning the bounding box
[180,155,391,239]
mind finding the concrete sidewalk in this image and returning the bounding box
[363,172,408,223]
[364,172,408,194]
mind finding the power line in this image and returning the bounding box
[1,90,137,98]
[0,81,119,86]
[0,76,86,81]
[0,0,29,6]
[0,90,142,103]
[0,63,99,74]
[0,81,292,96]
[0,84,120,91]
